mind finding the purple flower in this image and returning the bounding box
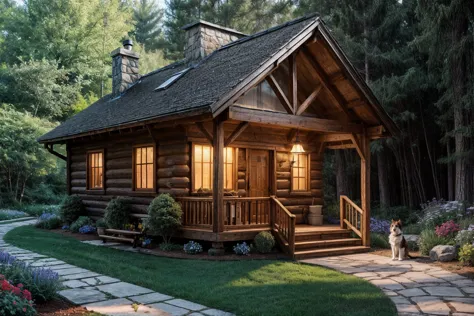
[370,218,390,234]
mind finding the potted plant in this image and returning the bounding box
[96,218,107,236]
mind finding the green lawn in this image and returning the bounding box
[5,226,396,316]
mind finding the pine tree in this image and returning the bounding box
[131,0,165,50]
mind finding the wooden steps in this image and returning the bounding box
[285,226,369,259]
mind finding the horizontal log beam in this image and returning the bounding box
[229,106,363,133]
[326,144,356,150]
[312,126,385,142]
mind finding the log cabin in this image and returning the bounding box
[38,14,398,259]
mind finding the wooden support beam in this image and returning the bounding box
[196,122,213,144]
[266,75,293,114]
[313,126,385,142]
[286,129,298,143]
[229,106,363,133]
[296,85,322,115]
[289,53,298,113]
[146,125,158,143]
[360,130,371,246]
[212,116,225,234]
[326,144,356,150]
[350,133,365,160]
[44,144,67,161]
[224,122,249,147]
[300,47,352,119]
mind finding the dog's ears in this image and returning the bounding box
[397,219,403,227]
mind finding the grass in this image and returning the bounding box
[5,226,397,316]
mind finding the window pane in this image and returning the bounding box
[299,178,306,191]
[136,148,141,164]
[194,161,202,190]
[98,153,103,167]
[147,147,153,165]
[136,164,142,189]
[225,164,233,189]
[203,162,211,189]
[147,164,153,189]
[194,145,202,162]
[98,169,103,187]
[203,146,211,163]
[141,165,146,188]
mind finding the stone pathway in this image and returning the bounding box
[302,253,474,316]
[0,220,234,316]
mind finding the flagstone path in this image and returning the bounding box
[302,254,474,316]
[0,220,234,316]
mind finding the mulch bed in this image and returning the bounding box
[36,298,92,316]
[49,229,287,261]
[371,248,474,279]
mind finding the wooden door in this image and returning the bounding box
[249,149,269,197]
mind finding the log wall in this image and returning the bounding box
[68,122,323,223]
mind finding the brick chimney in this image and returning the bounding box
[182,20,246,64]
[111,40,140,98]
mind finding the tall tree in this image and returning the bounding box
[131,0,165,50]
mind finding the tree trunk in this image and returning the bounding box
[447,137,454,201]
[377,147,390,208]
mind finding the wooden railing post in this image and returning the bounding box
[289,216,296,256]
[212,116,225,234]
[340,195,345,229]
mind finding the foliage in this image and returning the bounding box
[233,242,250,255]
[253,231,275,253]
[419,229,455,255]
[95,219,107,228]
[183,241,203,254]
[435,220,460,238]
[159,242,181,251]
[70,216,94,233]
[19,205,60,218]
[459,244,474,266]
[145,194,182,244]
[371,233,390,249]
[455,230,474,247]
[0,277,35,316]
[131,0,164,51]
[372,205,419,226]
[78,225,96,234]
[0,251,60,302]
[0,106,65,206]
[35,213,62,230]
[59,195,85,224]
[0,210,28,221]
[6,225,398,316]
[104,197,132,229]
[370,218,391,235]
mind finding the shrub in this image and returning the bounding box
[233,242,251,255]
[20,204,59,217]
[35,213,62,230]
[0,277,35,316]
[419,199,465,229]
[70,216,94,233]
[159,242,181,251]
[0,251,60,302]
[419,229,454,255]
[455,230,474,246]
[145,194,182,243]
[254,231,275,253]
[59,195,84,224]
[435,220,460,238]
[371,233,390,249]
[0,210,28,221]
[78,225,96,234]
[459,244,474,266]
[95,218,106,228]
[370,218,390,234]
[104,197,131,229]
[183,241,203,254]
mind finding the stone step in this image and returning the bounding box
[294,246,370,259]
[294,238,362,250]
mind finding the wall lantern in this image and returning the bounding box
[290,130,304,166]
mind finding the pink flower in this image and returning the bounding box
[13,301,16,305]
[17,283,23,288]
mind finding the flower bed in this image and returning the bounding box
[0,210,29,221]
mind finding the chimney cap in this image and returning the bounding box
[123,39,133,50]
[181,20,246,37]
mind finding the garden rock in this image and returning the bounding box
[430,245,456,262]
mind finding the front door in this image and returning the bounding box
[249,149,269,197]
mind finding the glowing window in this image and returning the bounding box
[134,146,154,190]
[87,151,104,189]
[292,153,309,191]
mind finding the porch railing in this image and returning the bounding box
[340,195,363,238]
[271,196,296,255]
[176,197,271,229]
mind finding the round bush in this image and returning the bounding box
[145,194,182,243]
[104,197,131,229]
[254,231,275,253]
[459,244,474,266]
[59,195,85,224]
[183,241,203,254]
[70,216,94,233]
[234,242,250,255]
[455,230,474,246]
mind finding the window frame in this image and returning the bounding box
[290,152,311,193]
[191,143,237,193]
[132,144,156,192]
[86,149,105,191]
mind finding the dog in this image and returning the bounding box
[389,219,411,261]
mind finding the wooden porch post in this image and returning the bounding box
[360,131,371,247]
[212,116,225,234]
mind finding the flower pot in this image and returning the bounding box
[97,227,105,236]
[309,205,323,216]
[308,214,323,226]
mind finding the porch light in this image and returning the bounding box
[290,131,305,153]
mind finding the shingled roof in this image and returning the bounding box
[38,14,320,143]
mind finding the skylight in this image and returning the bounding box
[155,68,190,91]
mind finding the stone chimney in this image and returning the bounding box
[182,20,246,64]
[111,39,140,98]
